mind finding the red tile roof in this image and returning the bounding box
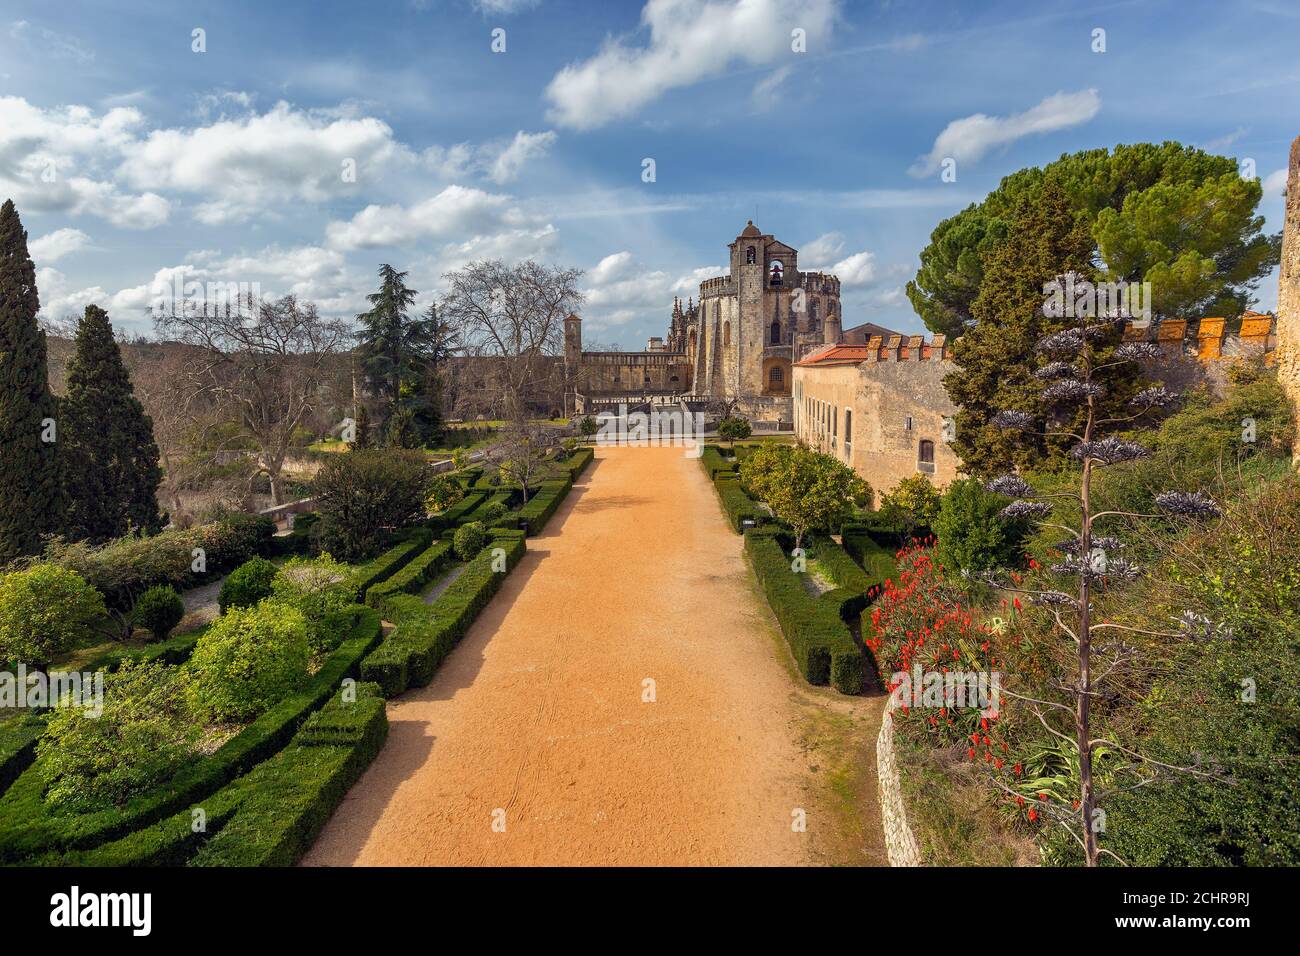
[794,343,876,367]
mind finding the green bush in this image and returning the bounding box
[365,540,454,609]
[453,521,488,561]
[481,500,509,522]
[717,416,752,446]
[0,607,381,863]
[133,585,185,642]
[313,449,431,561]
[714,477,765,532]
[700,445,737,480]
[0,564,106,669]
[744,530,868,694]
[515,476,574,535]
[187,602,310,722]
[37,661,197,813]
[0,715,47,798]
[342,528,432,603]
[933,478,1027,576]
[362,531,526,696]
[217,557,279,614]
[270,554,352,651]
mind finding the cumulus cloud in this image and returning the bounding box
[473,0,542,13]
[1262,167,1288,197]
[486,130,558,183]
[324,185,540,250]
[28,228,90,263]
[545,0,838,130]
[908,89,1101,178]
[799,231,844,267]
[581,252,720,334]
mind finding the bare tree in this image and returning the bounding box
[156,294,350,505]
[440,259,582,423]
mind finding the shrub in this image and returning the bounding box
[717,415,752,447]
[933,478,1027,576]
[742,445,869,549]
[187,603,310,722]
[481,500,509,522]
[700,445,737,480]
[515,476,573,534]
[453,521,488,561]
[218,557,278,614]
[878,474,941,537]
[37,661,198,813]
[0,564,106,669]
[714,477,764,532]
[133,585,185,642]
[424,474,465,516]
[314,449,430,561]
[270,554,352,651]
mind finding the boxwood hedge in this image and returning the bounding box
[0,606,382,863]
[361,530,527,696]
[714,476,766,533]
[343,528,433,603]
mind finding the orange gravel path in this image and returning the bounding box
[302,445,825,866]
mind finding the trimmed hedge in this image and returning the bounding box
[427,491,487,534]
[557,446,594,481]
[744,530,866,695]
[700,445,737,480]
[365,539,454,610]
[714,476,766,533]
[0,715,47,798]
[49,682,388,867]
[343,528,433,603]
[0,606,382,863]
[843,531,898,582]
[79,625,210,674]
[515,476,574,536]
[361,530,527,696]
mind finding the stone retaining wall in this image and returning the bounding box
[876,693,924,867]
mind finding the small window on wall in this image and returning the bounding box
[723,321,731,346]
[844,408,852,458]
[770,320,781,345]
[905,416,913,431]
[918,439,936,474]
[746,245,756,265]
[769,365,783,388]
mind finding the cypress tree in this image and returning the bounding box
[0,200,62,565]
[62,304,164,542]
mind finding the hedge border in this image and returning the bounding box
[0,605,382,863]
[343,528,433,603]
[364,540,455,610]
[360,530,527,696]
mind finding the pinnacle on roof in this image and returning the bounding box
[740,219,762,238]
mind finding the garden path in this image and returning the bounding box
[304,445,886,866]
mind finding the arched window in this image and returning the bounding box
[810,299,819,322]
[723,321,730,346]
[769,259,784,286]
[769,365,784,388]
[918,439,936,474]
[745,245,756,265]
[844,408,852,459]
[770,320,781,345]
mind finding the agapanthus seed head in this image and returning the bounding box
[1115,341,1159,362]
[1054,536,1123,555]
[1071,437,1152,465]
[1155,490,1221,519]
[1043,379,1105,403]
[1001,501,1053,520]
[1130,386,1177,409]
[1036,328,1086,355]
[1175,610,1233,641]
[1034,361,1078,380]
[986,474,1035,498]
[991,409,1037,430]
[1032,590,1076,608]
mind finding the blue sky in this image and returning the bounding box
[1,0,1297,344]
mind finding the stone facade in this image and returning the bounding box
[566,221,842,422]
[794,317,1282,499]
[1278,135,1300,463]
[793,338,960,498]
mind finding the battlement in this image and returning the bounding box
[1122,313,1278,363]
[860,333,949,363]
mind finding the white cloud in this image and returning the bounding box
[908,89,1101,178]
[324,185,539,250]
[581,253,720,334]
[473,0,542,13]
[29,228,90,263]
[545,0,838,130]
[800,231,844,267]
[589,250,636,284]
[486,130,558,184]
[1262,167,1288,197]
[829,250,876,286]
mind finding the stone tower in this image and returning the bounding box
[1279,136,1300,463]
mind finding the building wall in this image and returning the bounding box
[794,348,960,498]
[1278,135,1300,462]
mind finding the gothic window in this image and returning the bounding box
[723,321,730,346]
[918,439,936,474]
[770,320,781,345]
[745,245,756,265]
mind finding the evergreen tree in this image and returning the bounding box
[945,181,1103,475]
[0,200,62,565]
[61,304,164,541]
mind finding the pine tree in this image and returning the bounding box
[61,304,163,542]
[0,200,62,565]
[355,269,459,448]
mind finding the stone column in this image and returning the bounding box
[1279,136,1300,463]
